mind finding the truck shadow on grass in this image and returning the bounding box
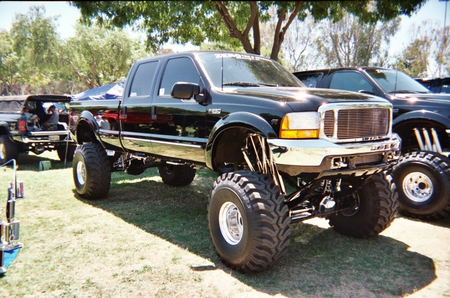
[12,152,72,171]
[74,167,436,297]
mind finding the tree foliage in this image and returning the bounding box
[62,24,150,90]
[70,0,426,61]
[1,6,61,94]
[0,5,150,95]
[394,20,450,77]
[0,31,21,94]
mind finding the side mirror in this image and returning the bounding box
[171,82,200,100]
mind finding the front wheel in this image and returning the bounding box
[328,172,398,238]
[208,170,291,273]
[393,151,450,220]
[72,143,111,200]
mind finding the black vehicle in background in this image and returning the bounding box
[294,67,450,220]
[0,94,75,164]
[415,77,450,94]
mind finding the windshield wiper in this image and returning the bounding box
[222,82,260,87]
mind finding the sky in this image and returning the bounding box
[0,0,449,56]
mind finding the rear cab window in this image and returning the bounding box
[295,72,323,88]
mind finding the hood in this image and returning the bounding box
[224,86,390,111]
[391,92,450,104]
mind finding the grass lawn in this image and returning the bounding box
[1,151,449,297]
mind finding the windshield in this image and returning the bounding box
[196,52,304,88]
[365,68,431,94]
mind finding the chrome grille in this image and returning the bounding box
[323,108,390,139]
[324,110,334,137]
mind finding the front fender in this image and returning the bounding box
[205,111,277,169]
[393,110,450,129]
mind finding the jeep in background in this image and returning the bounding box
[0,94,75,164]
[415,77,450,94]
[294,67,450,220]
[70,51,401,273]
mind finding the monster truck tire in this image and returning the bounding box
[392,151,450,220]
[158,164,196,186]
[57,143,76,162]
[328,173,398,238]
[0,135,19,164]
[208,170,291,273]
[73,143,111,200]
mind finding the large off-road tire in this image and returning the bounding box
[393,151,450,220]
[57,143,76,162]
[73,143,111,200]
[158,164,196,186]
[328,173,398,238]
[0,135,18,164]
[208,170,291,273]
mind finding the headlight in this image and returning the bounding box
[280,112,320,139]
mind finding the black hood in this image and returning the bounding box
[391,92,450,104]
[224,86,391,112]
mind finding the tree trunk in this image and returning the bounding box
[270,1,303,61]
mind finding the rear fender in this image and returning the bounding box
[74,110,101,144]
[205,112,277,170]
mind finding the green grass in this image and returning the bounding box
[0,151,449,297]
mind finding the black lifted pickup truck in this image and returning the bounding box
[70,51,401,273]
[0,94,75,164]
[294,67,450,220]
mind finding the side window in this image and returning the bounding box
[330,72,373,92]
[129,61,158,97]
[296,73,323,88]
[441,79,450,94]
[159,57,200,96]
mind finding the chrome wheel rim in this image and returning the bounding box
[219,202,243,245]
[402,171,433,203]
[0,143,4,160]
[76,161,86,186]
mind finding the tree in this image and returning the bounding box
[0,5,152,94]
[70,1,427,61]
[7,6,61,94]
[0,30,21,95]
[282,15,321,71]
[432,23,449,76]
[394,20,449,77]
[315,13,400,68]
[62,24,151,90]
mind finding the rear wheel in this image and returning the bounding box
[0,135,18,164]
[328,173,398,238]
[393,151,450,220]
[208,170,291,273]
[73,143,111,200]
[158,164,196,186]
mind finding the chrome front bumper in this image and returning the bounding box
[270,133,401,176]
